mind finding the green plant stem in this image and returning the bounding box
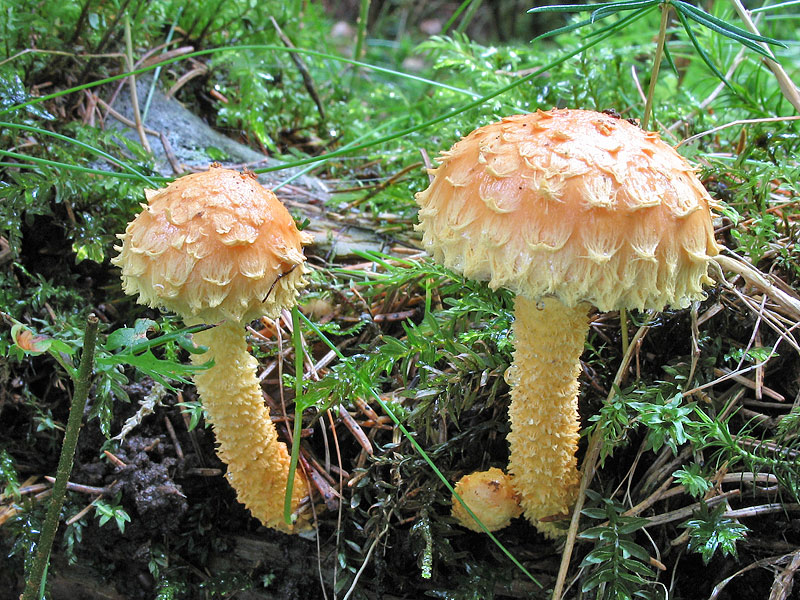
[642,1,671,129]
[0,149,161,182]
[353,0,371,62]
[620,308,629,356]
[284,306,305,525]
[21,314,99,600]
[455,0,483,34]
[0,122,158,187]
[142,7,183,124]
[441,0,475,35]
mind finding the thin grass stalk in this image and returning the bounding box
[353,0,371,62]
[1,28,631,181]
[123,16,150,153]
[621,309,629,356]
[284,306,306,526]
[193,0,226,48]
[442,0,475,35]
[21,315,100,600]
[642,1,672,129]
[729,0,800,111]
[142,7,184,124]
[455,0,484,34]
[68,0,95,45]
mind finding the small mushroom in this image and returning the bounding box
[416,109,719,536]
[113,166,314,532]
[451,468,522,532]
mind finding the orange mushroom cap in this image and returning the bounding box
[451,468,523,532]
[416,108,720,312]
[113,167,313,324]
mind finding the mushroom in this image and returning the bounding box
[416,109,719,536]
[113,166,314,532]
[451,468,522,532]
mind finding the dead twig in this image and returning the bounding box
[770,549,800,600]
[166,64,208,98]
[43,476,111,497]
[338,406,374,456]
[714,252,800,322]
[123,17,151,154]
[270,16,326,122]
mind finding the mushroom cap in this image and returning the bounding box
[416,109,720,312]
[451,468,523,532]
[113,167,313,324]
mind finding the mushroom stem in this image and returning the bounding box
[506,295,590,537]
[191,321,308,532]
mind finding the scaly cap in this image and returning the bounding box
[113,167,313,324]
[451,468,522,532]
[416,109,720,312]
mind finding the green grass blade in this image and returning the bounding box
[590,0,659,21]
[0,121,159,187]
[3,28,627,184]
[284,306,305,527]
[676,1,787,51]
[0,43,482,118]
[0,149,166,181]
[677,8,773,56]
[532,16,596,40]
[455,0,484,34]
[585,5,656,39]
[663,42,678,75]
[3,30,619,179]
[442,0,476,34]
[251,30,626,175]
[676,9,733,88]
[528,1,623,14]
[677,0,787,45]
[750,0,800,13]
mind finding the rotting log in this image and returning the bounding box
[110,76,405,258]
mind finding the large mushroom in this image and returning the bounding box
[416,109,719,536]
[113,166,314,532]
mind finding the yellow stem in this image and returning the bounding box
[192,321,308,532]
[506,296,590,537]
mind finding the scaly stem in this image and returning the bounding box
[506,296,589,538]
[191,322,307,532]
[22,315,99,600]
[642,1,671,129]
[551,320,653,600]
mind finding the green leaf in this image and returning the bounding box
[11,322,53,355]
[582,566,618,591]
[675,1,787,47]
[619,539,651,561]
[582,507,610,520]
[105,318,158,352]
[591,0,658,21]
[675,2,779,57]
